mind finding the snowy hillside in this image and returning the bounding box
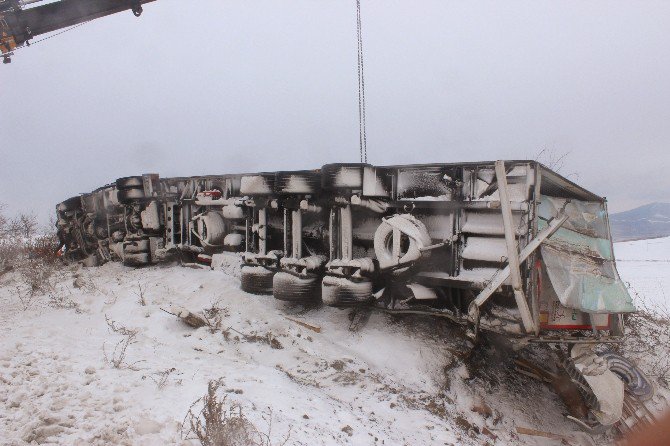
[0,244,668,445]
[609,202,670,242]
[615,236,670,311]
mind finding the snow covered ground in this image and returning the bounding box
[0,239,667,446]
[615,236,670,311]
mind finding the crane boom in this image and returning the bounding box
[1,0,155,62]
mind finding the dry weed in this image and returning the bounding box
[618,289,670,388]
[182,379,291,446]
[148,367,179,389]
[103,315,143,370]
[135,282,148,306]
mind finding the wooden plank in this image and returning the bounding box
[495,160,535,333]
[285,317,322,333]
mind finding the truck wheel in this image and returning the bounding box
[240,266,274,294]
[57,196,82,212]
[81,193,97,213]
[240,174,275,196]
[81,254,99,267]
[123,238,150,254]
[272,272,321,302]
[321,275,373,306]
[117,188,145,203]
[116,176,144,190]
[123,252,150,266]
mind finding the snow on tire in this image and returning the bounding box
[240,266,275,295]
[274,172,321,195]
[321,164,366,190]
[272,271,321,302]
[321,275,373,306]
[117,188,145,203]
[240,174,275,195]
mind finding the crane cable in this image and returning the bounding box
[9,20,90,52]
[356,0,368,163]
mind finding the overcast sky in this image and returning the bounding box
[1,0,669,223]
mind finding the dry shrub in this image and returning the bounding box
[27,231,61,263]
[0,210,56,269]
[20,258,59,293]
[0,240,22,273]
[48,290,81,312]
[1,208,66,309]
[135,282,147,306]
[13,258,68,310]
[103,315,143,370]
[618,290,670,389]
[149,367,179,389]
[183,380,291,446]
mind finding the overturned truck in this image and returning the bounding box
[56,160,652,433]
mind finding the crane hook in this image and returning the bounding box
[131,2,142,17]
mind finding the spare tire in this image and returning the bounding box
[272,272,321,302]
[599,352,655,401]
[373,214,431,270]
[321,275,373,306]
[116,176,144,190]
[321,164,366,190]
[240,266,274,294]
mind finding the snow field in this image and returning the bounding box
[615,236,670,311]
[1,239,668,445]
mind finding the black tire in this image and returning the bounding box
[240,266,274,294]
[321,163,367,190]
[272,271,321,302]
[57,196,82,212]
[116,176,144,190]
[123,238,150,254]
[117,188,145,203]
[274,171,321,195]
[321,275,373,306]
[123,252,150,266]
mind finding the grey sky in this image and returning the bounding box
[2,0,669,223]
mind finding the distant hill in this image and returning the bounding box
[609,202,670,241]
